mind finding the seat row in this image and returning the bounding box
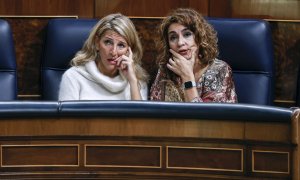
[1,18,295,106]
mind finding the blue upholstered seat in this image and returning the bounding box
[40,18,98,100]
[0,19,17,100]
[41,18,274,105]
[207,18,274,105]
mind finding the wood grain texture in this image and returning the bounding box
[0,115,295,179]
[210,0,300,20]
[0,117,244,139]
[95,0,209,18]
[0,0,94,17]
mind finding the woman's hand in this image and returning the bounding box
[115,47,142,100]
[167,48,196,82]
[115,47,138,84]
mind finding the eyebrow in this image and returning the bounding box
[102,36,127,45]
[168,27,190,35]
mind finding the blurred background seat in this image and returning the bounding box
[0,19,17,100]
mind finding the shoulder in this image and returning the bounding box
[211,59,233,71]
[62,66,85,77]
[213,59,231,67]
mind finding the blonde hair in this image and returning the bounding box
[71,13,148,82]
[157,8,219,81]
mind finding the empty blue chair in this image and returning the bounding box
[0,19,17,100]
[207,18,275,105]
[40,18,98,100]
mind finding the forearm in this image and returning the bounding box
[181,73,201,102]
[183,87,201,102]
[129,79,142,100]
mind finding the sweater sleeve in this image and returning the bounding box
[139,80,149,100]
[58,69,80,101]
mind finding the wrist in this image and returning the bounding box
[181,73,195,83]
[182,81,197,90]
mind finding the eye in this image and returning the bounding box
[183,31,193,38]
[117,42,126,49]
[104,39,113,45]
[168,35,178,42]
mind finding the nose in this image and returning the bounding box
[111,45,117,57]
[178,35,184,46]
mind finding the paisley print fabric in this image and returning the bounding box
[150,59,237,103]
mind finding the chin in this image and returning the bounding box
[185,55,192,60]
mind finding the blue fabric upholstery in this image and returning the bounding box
[0,101,59,117]
[207,18,274,105]
[0,100,291,123]
[0,19,17,100]
[41,18,98,100]
[41,18,274,105]
[59,101,291,122]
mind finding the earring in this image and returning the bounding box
[96,50,100,59]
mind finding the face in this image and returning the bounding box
[96,30,128,77]
[168,23,197,60]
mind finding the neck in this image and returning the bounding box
[193,61,208,82]
[96,59,118,78]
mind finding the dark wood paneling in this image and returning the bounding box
[210,0,300,20]
[0,0,94,18]
[0,113,299,179]
[167,146,243,172]
[95,0,209,18]
[1,145,79,167]
[252,150,289,174]
[209,0,232,17]
[131,18,161,86]
[0,112,296,179]
[85,145,161,167]
[270,20,300,106]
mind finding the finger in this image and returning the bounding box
[169,49,183,59]
[114,56,123,66]
[168,58,176,66]
[166,63,174,71]
[167,63,178,74]
[121,63,127,70]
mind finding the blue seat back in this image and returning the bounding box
[41,18,98,100]
[0,19,17,100]
[207,18,275,105]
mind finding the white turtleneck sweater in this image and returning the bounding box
[58,61,148,101]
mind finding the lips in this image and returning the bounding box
[107,58,117,65]
[178,49,189,56]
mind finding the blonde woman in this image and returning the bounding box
[59,13,149,100]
